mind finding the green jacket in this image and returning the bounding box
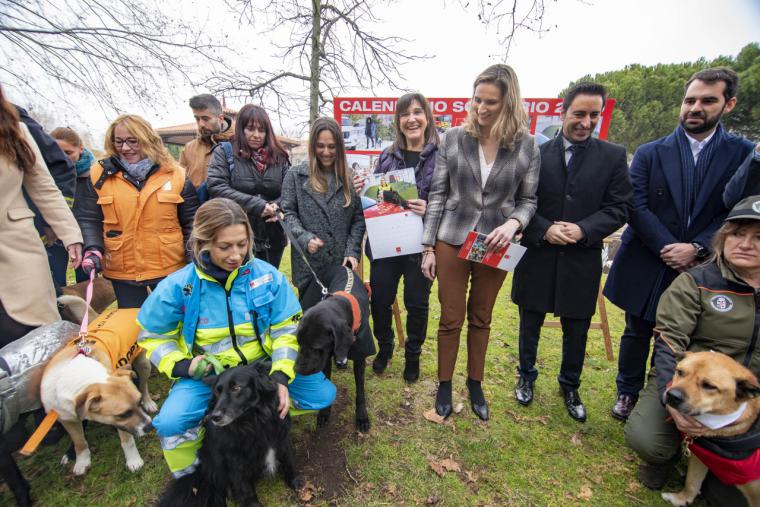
[653,258,760,397]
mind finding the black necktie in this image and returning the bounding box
[566,144,582,172]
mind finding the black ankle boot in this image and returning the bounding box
[435,381,452,418]
[466,377,489,421]
[372,343,394,374]
[403,356,420,383]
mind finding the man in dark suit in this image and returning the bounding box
[512,82,632,422]
[603,67,755,425]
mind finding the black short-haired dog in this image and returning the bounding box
[294,265,375,433]
[157,362,303,507]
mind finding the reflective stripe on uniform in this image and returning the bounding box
[172,456,200,478]
[198,334,257,355]
[271,347,298,363]
[159,426,202,451]
[270,323,297,339]
[145,341,181,368]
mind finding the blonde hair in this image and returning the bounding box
[103,114,178,169]
[463,64,528,150]
[190,198,254,269]
[307,117,352,207]
[711,219,760,263]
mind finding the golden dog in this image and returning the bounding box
[662,351,760,507]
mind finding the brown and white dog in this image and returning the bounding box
[662,351,760,507]
[40,307,156,476]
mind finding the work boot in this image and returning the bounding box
[372,343,393,374]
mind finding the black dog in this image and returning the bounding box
[157,363,302,507]
[294,265,375,433]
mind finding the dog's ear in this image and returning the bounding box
[202,374,219,387]
[75,386,102,420]
[332,320,353,362]
[736,377,760,400]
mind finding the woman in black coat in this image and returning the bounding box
[207,104,290,268]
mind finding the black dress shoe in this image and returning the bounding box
[562,388,587,422]
[470,400,489,421]
[514,377,534,406]
[435,401,452,418]
[372,344,393,374]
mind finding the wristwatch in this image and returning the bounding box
[691,242,708,260]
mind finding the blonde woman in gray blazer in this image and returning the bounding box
[421,64,540,421]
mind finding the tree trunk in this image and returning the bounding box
[309,0,322,124]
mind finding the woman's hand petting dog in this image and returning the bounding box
[665,405,709,437]
[307,237,324,254]
[277,384,290,419]
[342,256,358,270]
[406,198,426,216]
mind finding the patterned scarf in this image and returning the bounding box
[675,123,724,229]
[251,147,270,174]
[74,147,95,176]
[119,157,155,182]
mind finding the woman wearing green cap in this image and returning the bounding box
[624,195,760,502]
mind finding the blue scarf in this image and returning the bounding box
[675,123,724,230]
[119,157,155,182]
[75,148,95,176]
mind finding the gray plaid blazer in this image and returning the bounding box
[422,126,540,246]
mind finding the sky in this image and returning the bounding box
[6,0,760,143]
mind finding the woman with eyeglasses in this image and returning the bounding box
[75,114,199,308]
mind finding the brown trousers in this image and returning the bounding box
[435,241,507,381]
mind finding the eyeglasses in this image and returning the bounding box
[113,138,139,148]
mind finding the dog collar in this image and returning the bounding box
[333,290,361,336]
[695,402,749,430]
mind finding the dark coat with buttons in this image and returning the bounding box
[512,136,632,318]
[279,163,365,290]
[603,128,753,321]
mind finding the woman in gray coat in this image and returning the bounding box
[280,117,365,311]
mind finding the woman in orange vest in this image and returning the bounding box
[75,114,199,308]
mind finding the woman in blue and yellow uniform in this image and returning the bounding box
[137,198,336,477]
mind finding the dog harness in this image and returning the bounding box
[74,308,143,369]
[685,418,760,485]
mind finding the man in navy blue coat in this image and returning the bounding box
[604,67,754,422]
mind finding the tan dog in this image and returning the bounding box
[662,351,760,507]
[40,308,157,475]
[60,277,116,314]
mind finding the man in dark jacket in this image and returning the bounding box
[511,83,632,422]
[723,143,760,208]
[15,106,77,289]
[603,67,755,421]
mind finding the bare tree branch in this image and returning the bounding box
[0,0,228,110]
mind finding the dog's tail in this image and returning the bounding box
[156,469,223,507]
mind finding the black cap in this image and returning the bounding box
[726,195,760,221]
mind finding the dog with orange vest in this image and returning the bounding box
[40,307,156,475]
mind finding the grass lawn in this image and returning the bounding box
[1,249,702,506]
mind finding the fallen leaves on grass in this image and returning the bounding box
[426,494,442,505]
[506,410,549,425]
[298,480,320,504]
[453,402,464,414]
[428,456,462,476]
[623,453,636,462]
[577,484,593,501]
[423,408,446,424]
[627,480,641,493]
[464,470,479,483]
[570,432,583,446]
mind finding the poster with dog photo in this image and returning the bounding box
[359,166,423,259]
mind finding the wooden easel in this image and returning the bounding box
[541,238,615,361]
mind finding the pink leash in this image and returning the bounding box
[75,251,103,355]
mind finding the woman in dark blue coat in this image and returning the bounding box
[356,93,439,382]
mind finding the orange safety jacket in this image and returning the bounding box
[90,162,187,281]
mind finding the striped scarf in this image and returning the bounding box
[675,123,724,229]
